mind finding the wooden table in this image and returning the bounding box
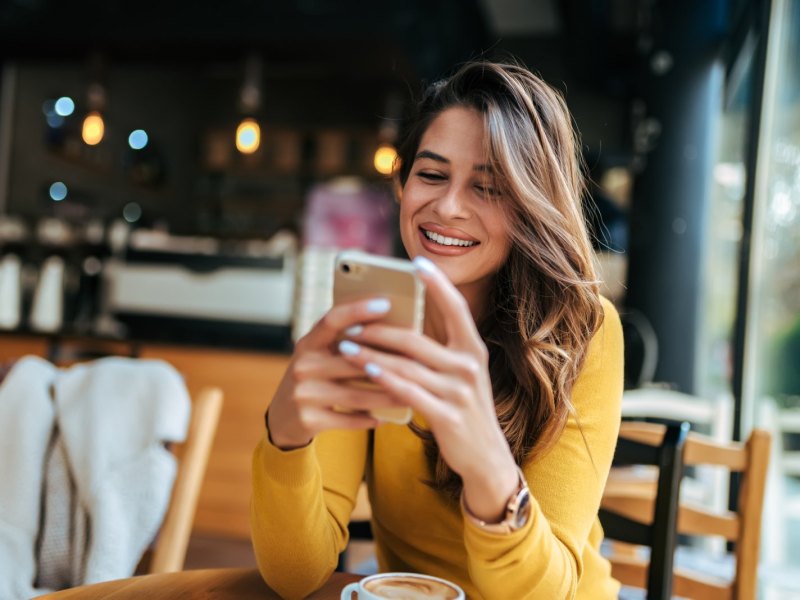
[36,569,362,599]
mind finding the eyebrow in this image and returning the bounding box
[414,150,492,173]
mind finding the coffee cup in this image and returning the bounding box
[340,572,465,600]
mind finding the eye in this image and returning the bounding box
[475,183,500,198]
[417,171,447,182]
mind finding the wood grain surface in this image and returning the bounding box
[36,568,361,599]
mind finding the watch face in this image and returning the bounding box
[512,489,532,530]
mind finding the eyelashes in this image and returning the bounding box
[416,172,499,198]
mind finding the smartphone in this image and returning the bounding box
[333,249,425,425]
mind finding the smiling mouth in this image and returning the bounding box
[421,228,478,247]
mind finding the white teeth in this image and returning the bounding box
[423,229,477,247]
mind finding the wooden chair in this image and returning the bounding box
[147,386,224,573]
[621,388,735,556]
[600,421,689,600]
[602,421,771,600]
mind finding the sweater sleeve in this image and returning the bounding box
[464,297,624,599]
[250,424,369,600]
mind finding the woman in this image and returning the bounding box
[251,60,623,599]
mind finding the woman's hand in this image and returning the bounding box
[267,297,407,450]
[338,256,519,522]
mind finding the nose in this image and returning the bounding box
[431,182,471,221]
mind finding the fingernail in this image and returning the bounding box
[367,298,391,313]
[413,256,436,274]
[344,325,364,337]
[339,340,361,356]
[365,362,382,378]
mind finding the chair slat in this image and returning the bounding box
[673,568,733,600]
[684,438,746,470]
[678,504,739,541]
[601,491,654,524]
[619,421,747,470]
[608,553,648,589]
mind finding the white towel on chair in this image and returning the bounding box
[0,355,191,598]
[0,357,58,600]
[50,357,191,585]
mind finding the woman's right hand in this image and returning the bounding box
[266,297,401,450]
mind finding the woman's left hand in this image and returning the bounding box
[338,256,520,521]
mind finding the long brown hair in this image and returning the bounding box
[395,59,604,499]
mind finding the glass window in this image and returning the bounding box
[743,0,800,593]
[697,35,754,405]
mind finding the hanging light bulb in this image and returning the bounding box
[82,66,108,146]
[373,143,397,175]
[82,111,105,145]
[235,54,263,156]
[236,118,261,154]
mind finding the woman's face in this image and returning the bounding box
[400,106,512,297]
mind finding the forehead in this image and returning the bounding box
[418,107,488,163]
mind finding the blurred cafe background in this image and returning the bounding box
[0,0,798,596]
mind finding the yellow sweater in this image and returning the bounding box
[251,297,623,599]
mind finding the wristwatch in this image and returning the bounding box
[461,467,532,534]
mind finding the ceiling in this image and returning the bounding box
[0,0,644,79]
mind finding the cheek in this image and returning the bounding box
[398,187,426,225]
[486,214,513,263]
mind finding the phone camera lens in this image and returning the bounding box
[341,263,351,273]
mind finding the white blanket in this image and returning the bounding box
[0,356,191,599]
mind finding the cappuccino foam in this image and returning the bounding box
[363,575,460,600]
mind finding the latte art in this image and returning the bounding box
[363,576,460,600]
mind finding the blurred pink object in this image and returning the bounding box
[302,177,395,256]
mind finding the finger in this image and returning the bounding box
[302,297,393,349]
[292,351,367,381]
[361,361,451,427]
[412,256,485,351]
[304,406,380,432]
[295,379,405,412]
[347,324,470,375]
[338,339,460,402]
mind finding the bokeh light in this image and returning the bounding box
[236,118,260,154]
[128,129,149,150]
[373,143,398,175]
[49,182,68,201]
[54,97,75,116]
[82,112,105,145]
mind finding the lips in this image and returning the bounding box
[417,224,480,255]
[422,229,477,247]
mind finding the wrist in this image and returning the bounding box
[462,465,531,533]
[461,455,520,523]
[265,407,312,451]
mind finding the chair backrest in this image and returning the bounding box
[599,421,689,600]
[621,388,735,559]
[603,421,771,600]
[149,386,223,573]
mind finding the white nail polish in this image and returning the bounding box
[345,325,364,337]
[413,256,436,274]
[365,362,382,378]
[367,298,391,313]
[339,340,361,356]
